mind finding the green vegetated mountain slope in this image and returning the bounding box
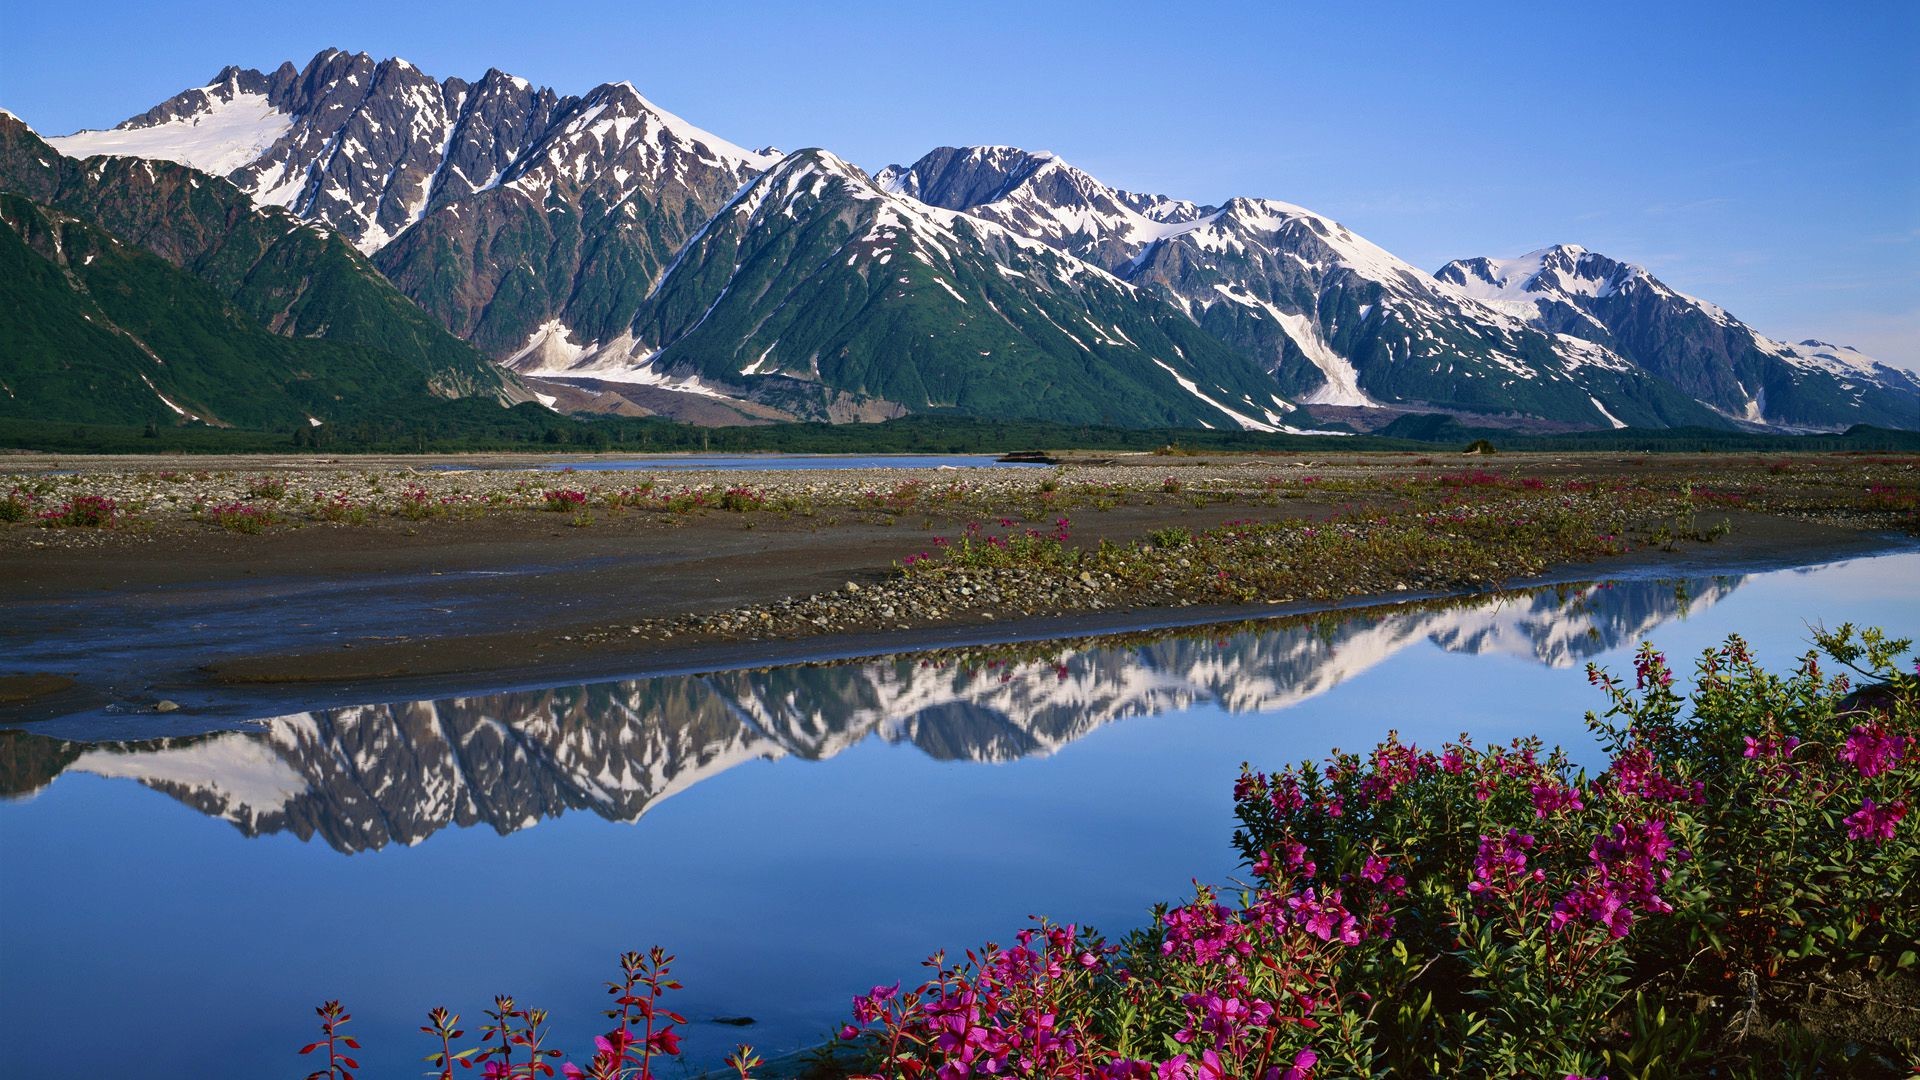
[622,151,1304,429]
[0,113,522,425]
[0,193,441,427]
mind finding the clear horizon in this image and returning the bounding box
[4,1,1915,369]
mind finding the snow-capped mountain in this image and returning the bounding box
[1436,245,1920,430]
[50,50,775,362]
[877,147,1727,429]
[592,148,1303,428]
[875,146,1218,271]
[4,576,1737,853]
[25,54,1914,433]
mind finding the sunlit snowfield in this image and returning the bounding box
[2,549,1914,1076]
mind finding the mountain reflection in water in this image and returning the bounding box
[2,576,1737,853]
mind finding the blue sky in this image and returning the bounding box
[6,1,1916,367]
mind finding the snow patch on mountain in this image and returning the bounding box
[1150,359,1280,431]
[1764,339,1906,383]
[51,89,291,176]
[505,321,728,398]
[75,737,312,816]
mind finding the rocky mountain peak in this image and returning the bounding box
[1436,244,1920,426]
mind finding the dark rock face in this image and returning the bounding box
[1437,245,1920,430]
[373,79,770,357]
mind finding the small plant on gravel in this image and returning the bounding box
[1436,467,1504,489]
[245,475,288,500]
[203,501,275,534]
[38,494,118,528]
[392,486,444,521]
[1147,525,1193,549]
[569,509,595,528]
[911,517,1081,573]
[310,493,370,525]
[717,486,769,512]
[0,487,35,523]
[543,488,590,513]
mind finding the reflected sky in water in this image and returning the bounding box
[2,550,1915,1076]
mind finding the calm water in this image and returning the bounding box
[514,454,1049,472]
[2,551,1915,1077]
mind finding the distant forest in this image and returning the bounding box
[3,408,1917,458]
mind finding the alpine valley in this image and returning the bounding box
[7,49,1915,433]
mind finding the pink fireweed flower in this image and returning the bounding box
[1742,733,1801,760]
[1839,723,1910,779]
[1270,776,1306,814]
[1607,746,1705,804]
[1469,830,1543,900]
[1552,882,1633,938]
[1285,887,1362,945]
[1845,798,1907,843]
[1530,781,1586,818]
[1360,854,1408,896]
[1633,647,1674,690]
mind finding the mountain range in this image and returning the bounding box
[6,49,1914,432]
[0,576,1736,853]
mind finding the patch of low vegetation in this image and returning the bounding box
[308,493,370,525]
[541,488,589,512]
[200,501,274,534]
[0,486,36,522]
[898,482,1688,605]
[3,455,1913,560]
[36,493,118,528]
[244,475,288,500]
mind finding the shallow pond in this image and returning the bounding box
[1,549,1915,1076]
